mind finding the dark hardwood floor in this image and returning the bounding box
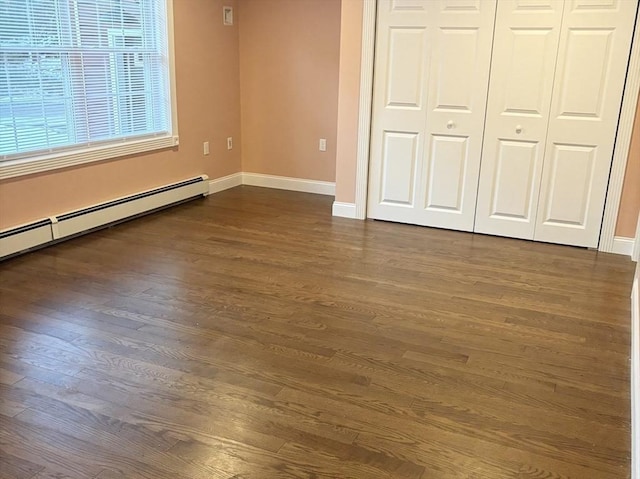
[0,186,635,479]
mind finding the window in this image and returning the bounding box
[0,0,176,179]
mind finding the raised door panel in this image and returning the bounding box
[385,28,427,110]
[515,0,556,8]
[441,0,481,10]
[475,0,564,239]
[572,0,618,10]
[555,29,613,120]
[534,0,637,247]
[489,140,540,223]
[425,135,468,212]
[501,28,556,117]
[391,0,429,10]
[379,132,420,206]
[539,144,595,228]
[432,28,478,113]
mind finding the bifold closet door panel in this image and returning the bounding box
[367,0,430,226]
[533,0,639,248]
[474,0,565,240]
[419,0,497,231]
[368,0,496,231]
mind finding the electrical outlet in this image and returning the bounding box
[203,141,210,155]
[319,138,327,152]
[227,137,233,150]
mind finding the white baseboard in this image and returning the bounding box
[208,172,337,197]
[612,236,635,257]
[242,173,335,196]
[633,265,639,479]
[332,201,357,219]
[208,172,243,195]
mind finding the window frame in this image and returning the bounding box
[0,0,179,180]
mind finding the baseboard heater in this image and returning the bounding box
[0,175,209,259]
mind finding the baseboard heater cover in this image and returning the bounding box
[0,219,54,258]
[0,175,208,259]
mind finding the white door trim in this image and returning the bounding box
[600,3,640,253]
[353,0,640,254]
[354,0,377,220]
[634,211,640,262]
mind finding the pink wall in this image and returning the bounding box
[2,0,636,239]
[238,0,341,182]
[0,0,242,229]
[335,0,363,204]
[616,95,640,238]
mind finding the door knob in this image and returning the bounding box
[515,125,523,134]
[447,120,455,129]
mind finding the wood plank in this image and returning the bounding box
[0,186,634,478]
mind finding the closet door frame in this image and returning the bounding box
[350,0,640,254]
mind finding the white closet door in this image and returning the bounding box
[474,0,565,240]
[534,0,638,248]
[368,0,496,231]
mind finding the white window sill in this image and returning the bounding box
[0,135,179,180]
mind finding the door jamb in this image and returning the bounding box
[600,2,640,253]
[353,0,377,220]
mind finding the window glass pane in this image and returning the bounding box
[0,0,170,161]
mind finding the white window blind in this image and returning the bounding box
[0,0,175,176]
